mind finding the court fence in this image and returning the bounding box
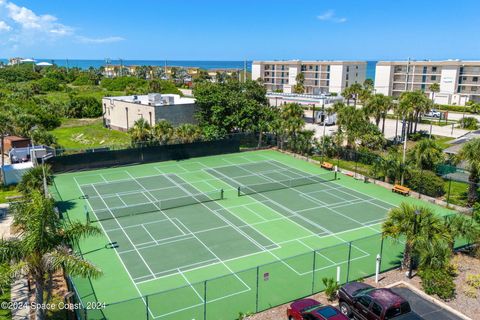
[66,213,472,320]
[313,146,478,210]
[49,133,277,173]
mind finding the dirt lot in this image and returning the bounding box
[246,252,479,320]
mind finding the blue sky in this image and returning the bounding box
[0,0,479,60]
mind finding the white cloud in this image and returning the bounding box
[0,20,11,32]
[317,10,347,23]
[77,36,125,44]
[0,1,123,50]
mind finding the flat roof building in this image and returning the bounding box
[252,60,367,95]
[102,93,197,131]
[375,60,480,106]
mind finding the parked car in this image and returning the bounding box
[287,298,348,320]
[337,282,422,320]
[425,109,441,118]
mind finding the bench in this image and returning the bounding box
[321,162,334,170]
[392,184,410,196]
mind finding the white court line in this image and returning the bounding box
[177,268,204,303]
[73,177,155,319]
[227,157,373,258]
[90,183,157,279]
[141,225,158,245]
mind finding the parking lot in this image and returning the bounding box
[390,287,463,320]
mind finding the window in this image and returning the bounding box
[301,65,306,71]
[346,66,350,72]
[431,75,437,81]
[385,302,411,319]
[473,77,479,82]
[315,65,319,71]
[357,296,372,309]
[372,303,382,317]
[463,76,468,81]
[432,66,437,72]
[309,65,313,70]
[472,87,477,92]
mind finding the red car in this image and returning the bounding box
[287,298,348,320]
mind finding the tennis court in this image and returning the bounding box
[53,150,455,320]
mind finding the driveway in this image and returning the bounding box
[391,287,464,320]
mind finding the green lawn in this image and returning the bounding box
[50,118,130,150]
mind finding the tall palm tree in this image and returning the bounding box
[0,191,102,320]
[174,124,203,144]
[382,203,449,271]
[407,138,444,170]
[129,118,152,144]
[364,94,393,133]
[293,73,305,94]
[457,138,480,206]
[152,120,174,145]
[429,83,440,103]
[336,106,367,148]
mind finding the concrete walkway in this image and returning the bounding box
[0,204,30,320]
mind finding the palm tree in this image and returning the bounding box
[174,124,203,144]
[443,214,480,252]
[336,106,367,148]
[279,103,304,149]
[293,73,305,94]
[382,203,449,272]
[17,165,53,194]
[129,118,152,144]
[457,138,480,206]
[429,83,440,103]
[0,191,102,320]
[407,138,444,170]
[466,100,480,114]
[152,120,174,145]
[364,94,393,133]
[347,83,364,107]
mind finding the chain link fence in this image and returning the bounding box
[66,221,471,320]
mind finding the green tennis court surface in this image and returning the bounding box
[53,150,455,320]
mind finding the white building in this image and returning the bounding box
[252,60,367,95]
[375,60,480,106]
[102,94,197,131]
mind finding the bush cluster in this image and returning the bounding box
[419,265,457,300]
[405,169,446,197]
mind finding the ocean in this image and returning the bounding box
[0,59,378,79]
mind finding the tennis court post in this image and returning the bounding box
[145,295,149,320]
[255,266,259,313]
[203,280,207,320]
[311,250,317,294]
[346,242,352,283]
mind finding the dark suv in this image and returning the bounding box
[337,282,422,320]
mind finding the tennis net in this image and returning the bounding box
[237,172,336,196]
[89,189,224,222]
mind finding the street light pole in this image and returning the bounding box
[401,117,408,185]
[408,209,421,279]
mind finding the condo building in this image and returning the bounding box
[375,60,480,106]
[252,60,367,95]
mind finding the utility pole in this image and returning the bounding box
[401,117,408,185]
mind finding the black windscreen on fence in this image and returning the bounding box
[50,138,241,173]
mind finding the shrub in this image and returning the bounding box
[405,169,445,197]
[419,265,456,300]
[466,274,480,289]
[437,104,472,113]
[101,76,146,91]
[322,277,340,302]
[35,78,61,92]
[67,96,102,118]
[458,117,479,130]
[72,74,96,86]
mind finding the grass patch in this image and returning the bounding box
[0,186,21,204]
[0,286,11,319]
[434,136,455,149]
[40,87,125,105]
[50,118,130,150]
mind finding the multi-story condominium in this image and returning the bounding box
[252,60,367,94]
[375,60,480,105]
